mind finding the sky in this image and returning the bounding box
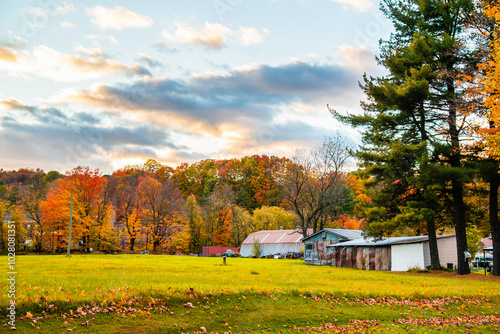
[0,0,393,174]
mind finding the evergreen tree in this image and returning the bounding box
[332,0,478,274]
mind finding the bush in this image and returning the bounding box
[251,238,262,258]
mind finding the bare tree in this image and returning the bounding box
[282,135,353,237]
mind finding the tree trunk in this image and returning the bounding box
[489,169,500,276]
[427,219,441,270]
[129,237,136,252]
[447,79,469,275]
[452,179,470,275]
[153,239,160,253]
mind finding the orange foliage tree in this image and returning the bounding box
[138,177,185,252]
[41,167,115,252]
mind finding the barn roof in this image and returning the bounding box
[302,228,363,241]
[241,229,312,245]
[326,234,455,247]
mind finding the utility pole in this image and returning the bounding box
[67,189,73,257]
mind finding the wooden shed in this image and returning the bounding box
[302,229,363,265]
[326,235,457,271]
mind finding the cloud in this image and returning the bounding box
[0,46,17,62]
[161,22,267,48]
[3,54,364,171]
[0,45,150,82]
[138,54,163,69]
[57,59,358,142]
[0,99,176,172]
[337,45,376,70]
[61,22,75,29]
[56,3,75,15]
[331,0,373,12]
[86,6,154,30]
[85,34,118,44]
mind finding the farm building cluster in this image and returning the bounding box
[239,227,465,271]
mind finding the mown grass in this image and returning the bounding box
[1,255,499,333]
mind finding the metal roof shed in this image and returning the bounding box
[239,229,311,257]
[326,235,457,271]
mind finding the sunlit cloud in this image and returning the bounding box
[0,46,18,62]
[161,22,267,49]
[331,0,373,12]
[86,6,154,31]
[0,45,150,82]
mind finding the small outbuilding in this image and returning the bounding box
[239,229,311,257]
[202,246,239,257]
[326,234,457,271]
[302,229,363,265]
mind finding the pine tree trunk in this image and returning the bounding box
[489,169,500,276]
[452,179,470,275]
[427,219,441,270]
[447,78,469,275]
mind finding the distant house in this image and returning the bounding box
[481,235,493,249]
[326,234,457,271]
[239,229,312,257]
[302,229,363,265]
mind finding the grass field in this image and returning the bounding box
[1,255,499,333]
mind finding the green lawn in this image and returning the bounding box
[1,255,499,333]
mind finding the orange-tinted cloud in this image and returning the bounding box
[0,46,18,62]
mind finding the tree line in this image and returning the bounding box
[0,138,357,255]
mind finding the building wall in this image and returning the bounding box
[330,246,391,270]
[304,232,341,265]
[391,243,425,271]
[423,241,431,268]
[240,243,302,257]
[437,236,457,268]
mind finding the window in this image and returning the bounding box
[306,244,313,250]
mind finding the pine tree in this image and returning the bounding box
[332,0,478,274]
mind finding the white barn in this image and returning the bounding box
[326,235,457,271]
[240,229,311,257]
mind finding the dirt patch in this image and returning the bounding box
[395,270,500,282]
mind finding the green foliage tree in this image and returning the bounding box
[252,206,299,231]
[0,202,8,252]
[251,237,262,258]
[20,173,48,252]
[186,194,204,253]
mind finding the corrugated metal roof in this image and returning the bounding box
[241,229,312,245]
[302,228,363,241]
[326,234,455,247]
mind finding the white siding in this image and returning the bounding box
[423,241,431,268]
[437,236,457,268]
[391,243,425,271]
[240,243,302,257]
[239,244,253,257]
